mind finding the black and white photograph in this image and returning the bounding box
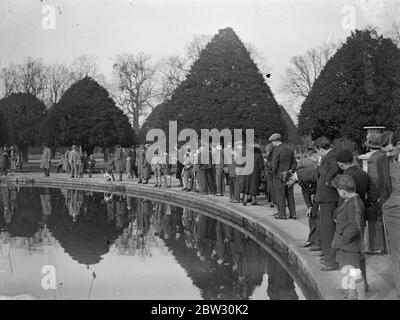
[1,0,400,307]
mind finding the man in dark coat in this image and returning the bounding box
[336,148,379,209]
[314,136,340,271]
[269,133,297,219]
[286,166,320,248]
[129,146,138,178]
[366,136,386,254]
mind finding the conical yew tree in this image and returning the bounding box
[140,27,287,143]
[298,29,400,148]
[41,77,137,154]
[0,93,47,160]
[0,109,9,146]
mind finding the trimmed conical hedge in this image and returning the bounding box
[0,108,9,146]
[0,93,46,152]
[298,29,400,147]
[41,77,138,153]
[140,27,287,143]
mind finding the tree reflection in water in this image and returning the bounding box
[0,186,302,300]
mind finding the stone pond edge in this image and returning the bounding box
[1,175,344,300]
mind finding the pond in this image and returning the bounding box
[0,185,308,300]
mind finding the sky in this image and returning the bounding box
[1,0,399,122]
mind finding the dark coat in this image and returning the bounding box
[331,195,364,252]
[343,166,379,207]
[243,148,264,195]
[0,149,9,169]
[296,167,318,209]
[128,149,137,168]
[315,149,340,203]
[367,150,384,185]
[377,155,392,205]
[271,143,297,177]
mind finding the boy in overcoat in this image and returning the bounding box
[331,174,365,299]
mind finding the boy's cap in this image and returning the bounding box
[336,148,353,163]
[268,133,281,142]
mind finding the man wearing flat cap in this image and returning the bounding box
[336,148,378,210]
[314,136,340,271]
[269,133,297,220]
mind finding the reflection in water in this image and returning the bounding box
[0,186,304,300]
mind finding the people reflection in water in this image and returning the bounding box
[105,193,115,224]
[116,195,127,229]
[60,188,85,223]
[1,188,302,299]
[1,185,18,224]
[40,188,52,226]
[266,255,299,300]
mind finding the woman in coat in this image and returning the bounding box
[40,143,51,177]
[136,145,143,183]
[242,144,264,205]
[114,145,125,181]
[0,145,9,176]
[377,131,400,299]
[63,148,71,173]
[141,144,151,184]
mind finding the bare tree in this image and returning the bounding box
[70,54,99,81]
[280,43,338,100]
[0,64,20,98]
[46,63,73,106]
[245,41,270,75]
[158,55,188,102]
[17,57,48,99]
[388,21,400,47]
[112,53,160,133]
[185,34,212,63]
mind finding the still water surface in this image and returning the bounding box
[0,186,305,300]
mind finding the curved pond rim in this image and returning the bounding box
[1,177,322,300]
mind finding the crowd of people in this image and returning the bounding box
[0,184,299,300]
[0,145,23,176]
[283,132,400,300]
[3,129,400,300]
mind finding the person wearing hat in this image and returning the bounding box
[365,134,387,255]
[335,148,379,289]
[314,136,340,271]
[233,141,246,202]
[213,144,225,196]
[376,131,400,299]
[141,144,151,184]
[269,133,297,220]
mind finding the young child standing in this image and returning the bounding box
[88,154,96,177]
[105,152,115,181]
[151,150,162,187]
[331,174,365,300]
